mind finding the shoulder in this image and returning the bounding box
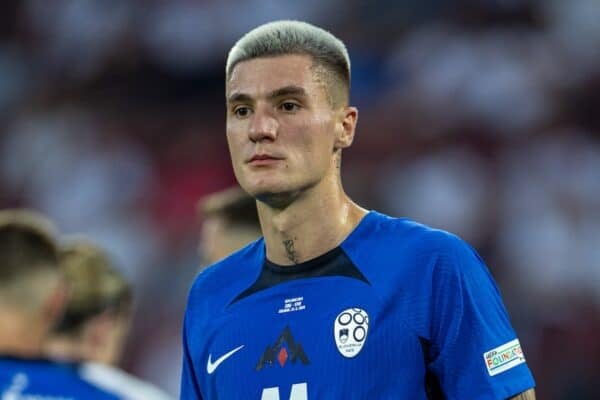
[349,210,471,259]
[186,238,264,316]
[79,362,173,400]
[349,211,487,288]
[369,213,497,293]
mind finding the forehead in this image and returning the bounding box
[226,54,321,98]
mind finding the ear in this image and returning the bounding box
[43,279,69,328]
[80,310,117,364]
[85,311,129,365]
[86,311,115,347]
[334,106,358,150]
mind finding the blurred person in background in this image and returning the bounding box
[180,20,535,399]
[45,239,173,400]
[0,209,121,399]
[197,185,261,266]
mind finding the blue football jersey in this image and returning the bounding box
[0,356,121,399]
[181,211,535,399]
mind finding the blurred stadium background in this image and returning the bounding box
[1,0,599,398]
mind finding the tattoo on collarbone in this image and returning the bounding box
[282,239,299,264]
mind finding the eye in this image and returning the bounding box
[233,106,252,118]
[280,102,300,112]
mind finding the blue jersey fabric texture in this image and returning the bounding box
[0,356,121,399]
[181,211,535,399]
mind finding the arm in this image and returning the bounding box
[508,388,536,399]
[426,233,536,399]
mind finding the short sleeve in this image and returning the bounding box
[428,236,535,399]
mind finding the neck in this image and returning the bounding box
[257,173,367,265]
[0,310,48,358]
[44,335,86,363]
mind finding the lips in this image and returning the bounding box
[247,153,283,163]
[251,154,277,161]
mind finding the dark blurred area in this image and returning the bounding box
[1,0,599,398]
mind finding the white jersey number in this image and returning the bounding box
[261,383,307,400]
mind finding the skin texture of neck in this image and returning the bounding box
[44,335,86,362]
[257,165,367,265]
[0,310,48,358]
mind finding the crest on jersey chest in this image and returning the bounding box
[333,307,369,358]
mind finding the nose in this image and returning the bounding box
[248,107,278,142]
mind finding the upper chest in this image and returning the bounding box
[190,275,429,399]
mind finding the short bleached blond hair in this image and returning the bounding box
[226,20,351,107]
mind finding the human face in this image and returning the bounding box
[226,54,350,202]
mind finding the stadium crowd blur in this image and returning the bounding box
[1,0,599,398]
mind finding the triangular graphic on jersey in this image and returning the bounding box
[256,326,309,371]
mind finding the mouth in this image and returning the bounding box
[247,154,284,165]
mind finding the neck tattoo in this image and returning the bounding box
[282,239,299,264]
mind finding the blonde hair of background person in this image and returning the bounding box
[180,20,536,399]
[197,186,261,266]
[46,240,133,366]
[45,239,174,400]
[0,209,66,358]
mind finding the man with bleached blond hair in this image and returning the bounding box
[181,21,536,400]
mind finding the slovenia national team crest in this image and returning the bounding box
[334,308,369,358]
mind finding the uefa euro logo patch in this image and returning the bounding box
[334,308,369,358]
[483,339,526,376]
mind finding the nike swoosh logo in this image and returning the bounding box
[207,345,244,374]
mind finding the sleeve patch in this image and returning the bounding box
[483,339,526,376]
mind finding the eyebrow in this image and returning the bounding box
[227,92,253,105]
[269,85,307,99]
[227,85,307,104]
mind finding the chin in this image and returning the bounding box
[242,179,302,209]
[255,191,301,209]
